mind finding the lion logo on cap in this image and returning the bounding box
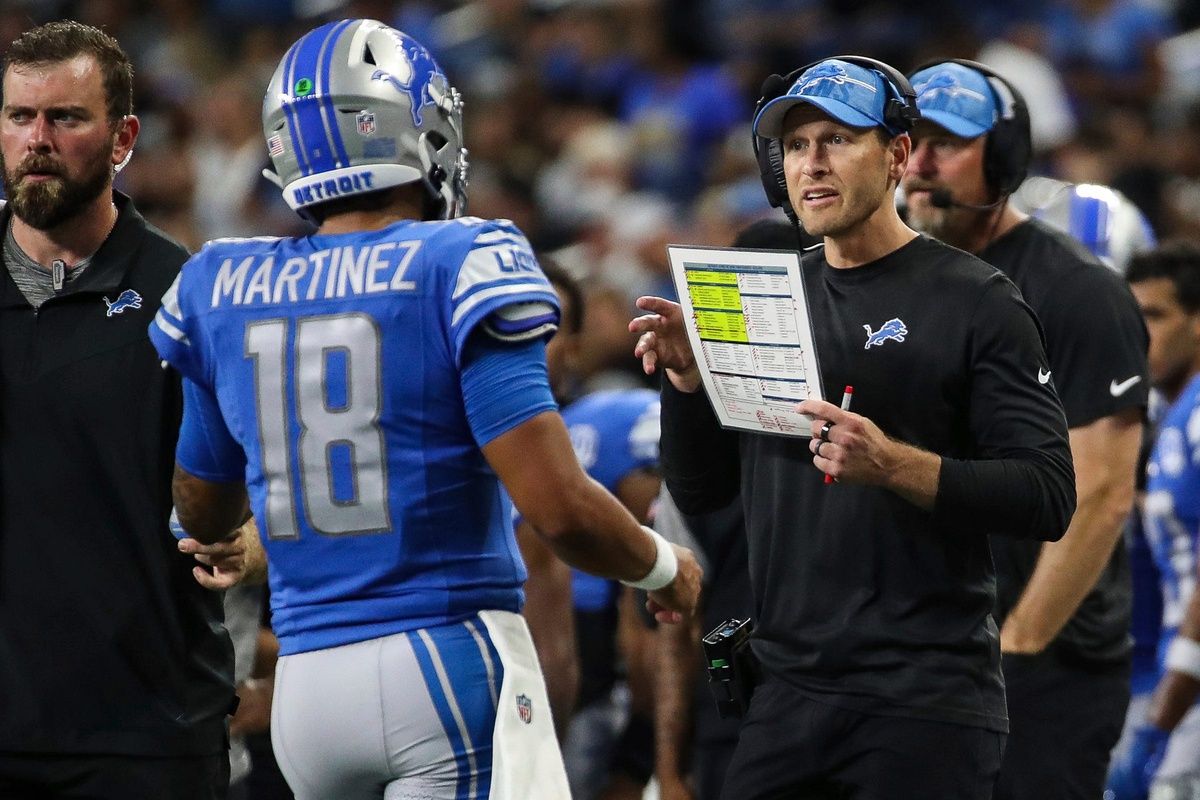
[795,63,876,95]
[914,71,988,103]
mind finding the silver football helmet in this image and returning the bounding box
[1014,176,1156,274]
[262,19,468,219]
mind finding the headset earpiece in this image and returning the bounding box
[752,72,798,222]
[752,56,920,223]
[909,58,1031,197]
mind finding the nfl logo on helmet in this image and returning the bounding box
[356,110,376,136]
[516,694,533,724]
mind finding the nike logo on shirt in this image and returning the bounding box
[1109,375,1142,397]
[1038,368,1051,385]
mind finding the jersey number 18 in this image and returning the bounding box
[245,312,392,540]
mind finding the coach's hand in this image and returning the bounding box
[179,519,267,589]
[630,296,701,393]
[800,399,899,485]
[646,544,703,624]
[800,398,942,510]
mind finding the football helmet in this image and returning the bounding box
[262,19,468,219]
[1015,176,1157,273]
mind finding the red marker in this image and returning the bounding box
[825,385,854,484]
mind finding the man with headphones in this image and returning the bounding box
[901,59,1150,800]
[632,56,1076,799]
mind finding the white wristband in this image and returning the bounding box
[1166,636,1200,682]
[621,526,678,591]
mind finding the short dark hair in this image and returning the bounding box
[3,21,133,124]
[1128,241,1200,313]
[538,258,583,335]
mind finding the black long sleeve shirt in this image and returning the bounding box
[661,235,1075,732]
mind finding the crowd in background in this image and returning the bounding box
[5,0,1199,395]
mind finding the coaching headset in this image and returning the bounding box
[752,56,921,224]
[909,58,1032,201]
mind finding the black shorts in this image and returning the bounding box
[994,649,1130,800]
[721,677,1005,800]
[0,751,229,799]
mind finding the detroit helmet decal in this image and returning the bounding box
[369,30,447,128]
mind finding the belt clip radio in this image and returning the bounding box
[701,617,758,718]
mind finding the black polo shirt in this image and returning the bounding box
[0,193,234,756]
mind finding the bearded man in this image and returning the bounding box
[0,20,240,799]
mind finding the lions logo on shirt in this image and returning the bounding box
[863,318,908,349]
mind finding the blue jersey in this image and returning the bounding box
[150,217,559,655]
[562,389,660,612]
[1144,374,1200,667]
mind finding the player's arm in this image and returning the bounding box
[172,377,251,545]
[174,472,249,545]
[516,518,578,740]
[655,605,700,800]
[1150,586,1200,730]
[484,412,699,621]
[1109,557,1200,799]
[597,470,667,795]
[648,489,703,798]
[1001,408,1142,653]
[461,326,700,619]
[233,625,281,738]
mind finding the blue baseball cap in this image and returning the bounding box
[754,59,895,138]
[909,62,999,139]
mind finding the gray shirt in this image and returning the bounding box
[3,220,93,308]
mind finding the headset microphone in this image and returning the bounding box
[929,189,1007,211]
[758,73,789,104]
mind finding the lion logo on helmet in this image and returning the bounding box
[370,31,446,127]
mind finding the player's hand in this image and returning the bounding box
[1105,725,1169,800]
[656,775,697,800]
[646,544,702,624]
[178,519,267,589]
[629,296,701,393]
[230,677,273,736]
[800,398,894,484]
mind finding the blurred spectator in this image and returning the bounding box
[1162,104,1200,241]
[978,28,1078,153]
[1044,0,1176,111]
[189,74,277,241]
[616,0,743,202]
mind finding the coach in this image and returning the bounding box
[632,55,1076,799]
